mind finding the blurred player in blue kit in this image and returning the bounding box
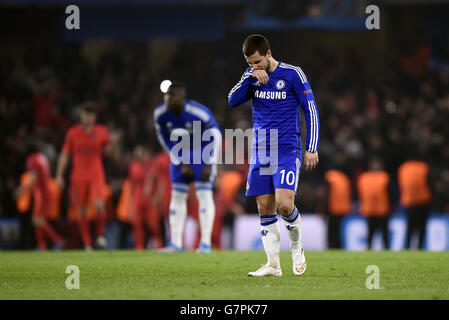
[228,34,320,276]
[154,82,222,253]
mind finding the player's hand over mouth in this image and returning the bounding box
[252,69,269,84]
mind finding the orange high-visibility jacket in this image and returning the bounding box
[219,171,243,201]
[357,171,391,217]
[324,169,353,215]
[117,179,132,223]
[398,160,432,207]
[17,172,34,213]
[47,178,61,220]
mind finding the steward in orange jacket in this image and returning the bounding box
[324,169,353,249]
[398,159,432,249]
[357,157,394,249]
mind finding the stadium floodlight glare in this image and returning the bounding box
[160,80,172,93]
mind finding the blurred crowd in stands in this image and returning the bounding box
[1,33,448,250]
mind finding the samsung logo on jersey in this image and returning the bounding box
[254,90,287,100]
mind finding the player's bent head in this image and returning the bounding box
[243,34,270,57]
[79,101,98,125]
[165,82,186,111]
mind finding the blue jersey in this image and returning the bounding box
[228,62,319,163]
[153,99,221,165]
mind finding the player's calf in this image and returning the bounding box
[279,206,307,275]
[248,213,282,277]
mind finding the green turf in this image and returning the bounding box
[1,250,448,300]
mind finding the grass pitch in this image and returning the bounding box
[1,250,449,300]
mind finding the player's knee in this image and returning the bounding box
[276,200,294,216]
[255,194,276,215]
[275,190,295,215]
[257,201,276,215]
[257,205,272,215]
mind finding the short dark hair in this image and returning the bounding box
[242,34,270,57]
[80,101,98,114]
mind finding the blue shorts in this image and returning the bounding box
[170,162,216,193]
[245,155,301,196]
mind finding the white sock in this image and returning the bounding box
[168,190,188,249]
[260,214,281,268]
[195,189,215,247]
[280,207,303,250]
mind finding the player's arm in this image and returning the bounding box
[153,111,175,154]
[56,151,70,190]
[56,130,72,190]
[228,68,254,107]
[14,170,37,198]
[293,69,320,171]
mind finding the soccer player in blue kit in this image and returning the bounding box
[228,34,320,276]
[154,82,222,253]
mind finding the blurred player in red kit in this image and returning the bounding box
[211,167,246,249]
[144,152,171,248]
[56,102,117,250]
[15,149,63,250]
[128,145,164,250]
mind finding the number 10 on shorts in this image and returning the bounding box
[280,169,295,186]
[275,158,300,193]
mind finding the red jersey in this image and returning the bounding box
[150,152,171,212]
[26,152,50,190]
[129,159,153,184]
[128,158,153,210]
[130,158,153,187]
[151,152,170,181]
[62,124,109,183]
[129,161,146,186]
